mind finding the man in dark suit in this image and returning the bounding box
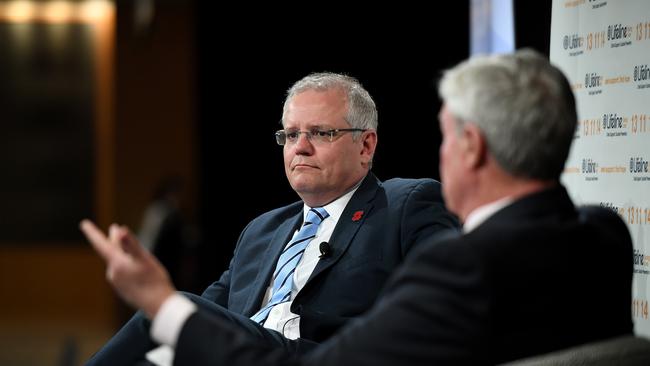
[83,72,458,365]
[82,49,634,365]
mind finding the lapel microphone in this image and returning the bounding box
[319,241,331,258]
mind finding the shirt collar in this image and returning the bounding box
[463,196,513,233]
[303,184,360,224]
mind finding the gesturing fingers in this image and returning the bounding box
[109,223,120,243]
[80,219,116,261]
[80,219,176,318]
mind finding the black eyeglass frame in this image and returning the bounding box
[275,128,367,146]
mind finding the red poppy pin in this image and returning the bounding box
[351,210,364,222]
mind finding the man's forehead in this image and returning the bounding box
[283,121,335,129]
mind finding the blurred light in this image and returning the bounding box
[0,0,114,23]
[41,1,74,23]
[2,1,37,22]
[79,0,113,22]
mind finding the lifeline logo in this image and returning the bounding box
[634,64,650,89]
[585,72,602,95]
[602,112,627,137]
[563,34,584,56]
[582,158,598,181]
[607,23,633,48]
[634,249,650,275]
[630,157,650,181]
[630,157,649,173]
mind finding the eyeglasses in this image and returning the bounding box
[275,128,367,146]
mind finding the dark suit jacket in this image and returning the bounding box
[175,185,634,366]
[200,172,458,344]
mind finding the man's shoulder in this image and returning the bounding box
[380,177,442,194]
[377,177,445,207]
[578,204,624,223]
[373,177,456,228]
[247,201,303,226]
[577,204,631,238]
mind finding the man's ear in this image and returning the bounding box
[461,124,487,169]
[360,130,377,165]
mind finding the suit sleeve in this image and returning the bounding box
[175,239,488,366]
[199,268,231,306]
[301,239,488,366]
[399,179,460,256]
[174,311,300,366]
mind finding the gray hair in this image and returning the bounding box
[438,49,577,180]
[283,72,378,135]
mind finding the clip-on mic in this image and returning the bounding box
[319,241,331,258]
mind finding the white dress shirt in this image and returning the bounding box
[462,196,513,233]
[148,185,360,364]
[260,189,354,339]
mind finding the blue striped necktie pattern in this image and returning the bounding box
[251,207,329,325]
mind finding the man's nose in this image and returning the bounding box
[293,131,315,152]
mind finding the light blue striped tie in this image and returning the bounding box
[251,207,329,325]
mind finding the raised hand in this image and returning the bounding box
[80,219,176,319]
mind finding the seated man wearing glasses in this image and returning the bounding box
[86,72,459,365]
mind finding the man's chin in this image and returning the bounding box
[290,177,320,195]
[291,182,315,194]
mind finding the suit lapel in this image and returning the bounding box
[306,173,379,283]
[243,209,303,315]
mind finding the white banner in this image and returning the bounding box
[551,0,650,336]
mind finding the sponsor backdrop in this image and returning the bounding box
[551,0,650,336]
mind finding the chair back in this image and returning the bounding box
[500,335,650,366]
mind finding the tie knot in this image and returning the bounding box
[304,207,329,226]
